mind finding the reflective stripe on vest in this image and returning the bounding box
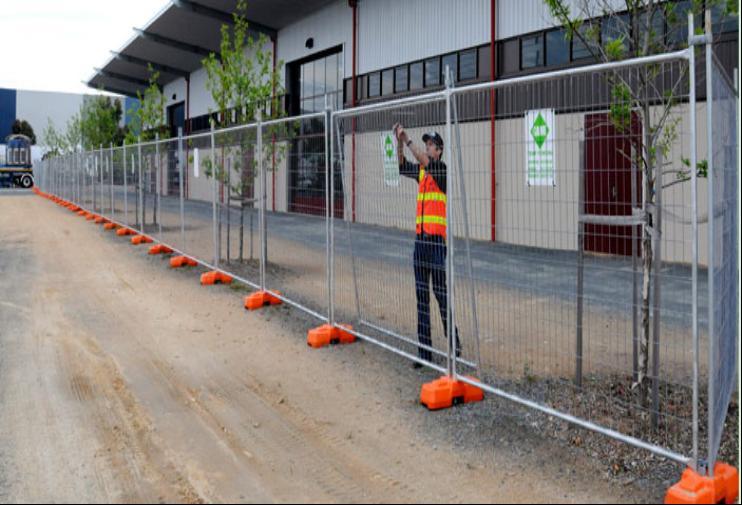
[416,168,447,236]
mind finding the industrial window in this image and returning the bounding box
[20,148,26,165]
[712,4,738,33]
[410,62,423,90]
[546,29,569,66]
[637,8,666,44]
[601,13,631,49]
[459,49,477,81]
[424,57,440,87]
[381,68,394,95]
[441,53,457,82]
[499,38,520,75]
[368,72,380,97]
[394,65,408,93]
[357,75,367,100]
[478,45,491,79]
[571,24,596,60]
[521,34,543,69]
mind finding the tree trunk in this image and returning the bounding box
[637,103,654,410]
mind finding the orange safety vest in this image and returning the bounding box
[416,167,447,237]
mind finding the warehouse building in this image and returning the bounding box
[86,0,738,264]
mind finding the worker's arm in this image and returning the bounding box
[393,123,431,167]
[393,123,421,180]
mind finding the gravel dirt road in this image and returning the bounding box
[1,190,671,503]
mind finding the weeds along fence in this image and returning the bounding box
[36,28,737,476]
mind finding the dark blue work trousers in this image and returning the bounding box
[413,235,460,362]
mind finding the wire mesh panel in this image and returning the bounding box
[168,131,212,265]
[448,56,701,462]
[258,113,328,318]
[155,137,183,250]
[707,56,738,470]
[211,125,259,271]
[332,94,475,369]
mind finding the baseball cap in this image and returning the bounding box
[422,132,444,150]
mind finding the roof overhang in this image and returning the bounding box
[87,0,337,97]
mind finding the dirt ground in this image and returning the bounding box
[0,190,685,503]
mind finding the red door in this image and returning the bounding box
[584,113,642,256]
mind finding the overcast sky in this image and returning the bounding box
[0,0,170,95]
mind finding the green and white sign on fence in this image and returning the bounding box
[381,131,399,187]
[525,109,556,186]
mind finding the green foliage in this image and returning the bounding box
[201,0,290,203]
[42,119,66,157]
[11,119,36,144]
[127,64,167,144]
[79,93,124,149]
[609,83,632,133]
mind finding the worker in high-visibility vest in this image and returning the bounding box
[393,123,460,368]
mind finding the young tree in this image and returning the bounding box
[79,93,123,150]
[543,0,736,408]
[127,64,168,144]
[41,119,67,159]
[202,0,288,262]
[126,65,168,225]
[11,119,36,144]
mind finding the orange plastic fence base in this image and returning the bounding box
[77,210,86,216]
[116,227,136,236]
[148,244,173,255]
[170,255,198,268]
[420,376,484,411]
[306,324,355,348]
[665,463,738,504]
[131,234,153,245]
[86,213,97,221]
[94,216,107,224]
[200,271,233,285]
[244,290,282,310]
[103,222,118,230]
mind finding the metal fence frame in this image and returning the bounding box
[35,13,738,475]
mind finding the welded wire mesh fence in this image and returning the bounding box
[35,40,737,474]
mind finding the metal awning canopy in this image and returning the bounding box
[87,0,336,97]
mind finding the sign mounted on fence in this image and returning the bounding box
[193,148,200,178]
[381,132,399,187]
[525,109,556,186]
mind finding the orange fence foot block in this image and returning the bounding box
[665,463,738,504]
[103,222,118,230]
[94,216,107,224]
[244,290,282,310]
[77,210,86,216]
[116,227,136,236]
[170,255,198,268]
[307,324,355,348]
[420,376,484,411]
[201,271,233,285]
[148,244,173,255]
[131,235,153,245]
[86,214,97,221]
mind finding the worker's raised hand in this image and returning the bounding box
[393,123,408,144]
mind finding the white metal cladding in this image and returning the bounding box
[495,0,624,40]
[15,90,87,142]
[357,0,490,75]
[277,0,352,77]
[163,38,276,120]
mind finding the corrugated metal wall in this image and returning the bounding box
[358,0,490,75]
[277,0,352,76]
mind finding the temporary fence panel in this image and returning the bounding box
[706,54,738,472]
[35,40,739,479]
